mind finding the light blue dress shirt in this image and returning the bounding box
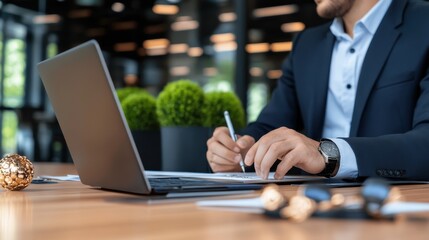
[322,0,392,178]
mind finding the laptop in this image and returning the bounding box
[37,40,271,195]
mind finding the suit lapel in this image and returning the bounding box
[349,0,406,137]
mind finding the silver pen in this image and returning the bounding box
[224,110,246,173]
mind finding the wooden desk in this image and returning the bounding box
[1,163,429,240]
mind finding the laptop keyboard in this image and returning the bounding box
[148,177,262,193]
[148,177,221,187]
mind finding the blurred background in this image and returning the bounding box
[0,0,327,162]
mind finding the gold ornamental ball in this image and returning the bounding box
[0,154,34,191]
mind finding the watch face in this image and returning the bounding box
[320,141,340,158]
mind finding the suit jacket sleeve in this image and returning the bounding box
[241,33,304,141]
[345,70,429,180]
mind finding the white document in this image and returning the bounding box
[145,171,323,183]
[197,197,265,213]
[39,174,81,181]
[381,201,429,216]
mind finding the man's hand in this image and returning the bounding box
[244,127,325,179]
[206,127,255,172]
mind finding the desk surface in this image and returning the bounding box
[1,163,429,240]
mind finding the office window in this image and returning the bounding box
[47,42,58,58]
[1,111,18,154]
[3,38,26,107]
[0,20,27,155]
[248,82,268,122]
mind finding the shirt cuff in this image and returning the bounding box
[328,138,358,179]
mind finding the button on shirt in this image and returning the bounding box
[322,0,392,178]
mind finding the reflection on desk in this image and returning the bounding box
[1,163,429,240]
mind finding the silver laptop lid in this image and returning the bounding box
[37,40,152,194]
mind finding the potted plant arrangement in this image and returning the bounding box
[156,80,247,172]
[116,87,144,102]
[118,87,162,170]
[203,91,246,130]
[156,80,211,172]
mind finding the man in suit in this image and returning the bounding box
[206,0,429,180]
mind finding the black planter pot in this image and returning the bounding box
[161,126,211,172]
[131,130,162,170]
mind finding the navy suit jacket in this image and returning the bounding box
[242,0,429,180]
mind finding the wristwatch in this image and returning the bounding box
[317,138,340,178]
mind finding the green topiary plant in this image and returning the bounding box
[121,91,159,130]
[203,91,246,129]
[116,87,144,103]
[156,80,205,126]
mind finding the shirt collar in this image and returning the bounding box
[330,0,393,38]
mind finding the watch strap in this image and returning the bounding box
[318,159,339,178]
[317,138,340,178]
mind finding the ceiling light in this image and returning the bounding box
[188,47,203,57]
[112,2,125,12]
[214,41,237,52]
[219,12,236,22]
[146,48,168,56]
[267,70,282,79]
[246,43,270,53]
[253,5,298,18]
[153,4,179,15]
[170,66,190,76]
[250,67,263,77]
[271,41,293,52]
[171,19,199,31]
[210,33,235,43]
[143,38,170,49]
[169,43,189,54]
[33,14,61,24]
[281,22,305,32]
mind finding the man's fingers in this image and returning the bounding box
[244,141,259,171]
[213,127,241,153]
[236,135,254,150]
[207,141,241,165]
[274,151,297,180]
[210,162,241,172]
[207,150,240,166]
[259,141,291,179]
